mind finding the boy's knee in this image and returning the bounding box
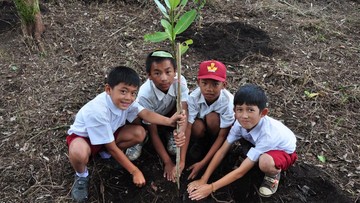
[134,126,146,142]
[205,113,220,132]
[258,153,276,173]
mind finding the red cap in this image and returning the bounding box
[197,60,226,82]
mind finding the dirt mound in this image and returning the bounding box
[182,22,273,62]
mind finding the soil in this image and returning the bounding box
[0,0,359,202]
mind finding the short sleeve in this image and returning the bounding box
[127,101,145,122]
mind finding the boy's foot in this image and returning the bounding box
[126,144,143,161]
[259,173,281,197]
[71,175,89,202]
[166,132,177,156]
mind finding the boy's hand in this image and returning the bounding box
[187,179,207,193]
[187,161,205,180]
[169,110,187,127]
[163,161,176,182]
[188,183,212,201]
[173,130,186,147]
[132,168,146,187]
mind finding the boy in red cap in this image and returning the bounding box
[185,60,235,180]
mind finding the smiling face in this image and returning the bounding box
[148,60,176,93]
[198,79,226,105]
[234,104,268,131]
[105,82,138,110]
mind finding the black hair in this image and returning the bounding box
[107,66,140,88]
[234,84,268,111]
[145,50,176,73]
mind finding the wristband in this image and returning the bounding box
[211,183,216,193]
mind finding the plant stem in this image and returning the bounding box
[175,42,182,189]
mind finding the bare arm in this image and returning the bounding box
[179,102,189,165]
[187,127,230,180]
[187,140,255,201]
[188,157,255,201]
[104,141,145,187]
[200,127,230,166]
[188,140,232,188]
[138,109,185,127]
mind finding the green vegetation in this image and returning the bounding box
[14,0,40,24]
[144,0,198,57]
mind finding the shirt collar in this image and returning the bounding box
[150,80,176,101]
[105,92,124,115]
[247,116,265,142]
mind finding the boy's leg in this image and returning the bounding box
[189,112,220,161]
[188,118,206,161]
[68,137,91,172]
[258,150,298,197]
[204,112,220,141]
[115,124,146,161]
[115,124,146,150]
[67,135,92,202]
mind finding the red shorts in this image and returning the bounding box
[66,128,121,156]
[266,150,298,171]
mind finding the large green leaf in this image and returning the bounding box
[174,9,196,35]
[161,19,173,40]
[144,32,169,42]
[154,0,169,19]
[164,0,171,9]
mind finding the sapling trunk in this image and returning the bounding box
[175,42,182,190]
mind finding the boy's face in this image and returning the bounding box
[234,104,268,131]
[105,82,138,110]
[198,79,226,104]
[148,60,176,93]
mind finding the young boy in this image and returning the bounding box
[136,50,189,182]
[185,60,235,180]
[187,84,298,200]
[66,66,185,202]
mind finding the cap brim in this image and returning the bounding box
[197,75,226,82]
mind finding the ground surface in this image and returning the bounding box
[0,0,359,202]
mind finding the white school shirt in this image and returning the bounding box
[227,116,297,162]
[187,87,235,128]
[137,75,189,115]
[67,92,144,145]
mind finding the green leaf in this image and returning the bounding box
[174,9,196,35]
[154,0,169,18]
[180,39,193,55]
[164,0,171,8]
[304,90,319,98]
[317,155,326,163]
[180,0,188,6]
[160,19,173,40]
[168,0,180,9]
[144,32,169,42]
[161,19,172,31]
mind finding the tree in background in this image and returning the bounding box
[14,0,45,52]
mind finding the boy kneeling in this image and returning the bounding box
[187,84,297,200]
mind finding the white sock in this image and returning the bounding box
[99,151,112,159]
[76,167,88,178]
